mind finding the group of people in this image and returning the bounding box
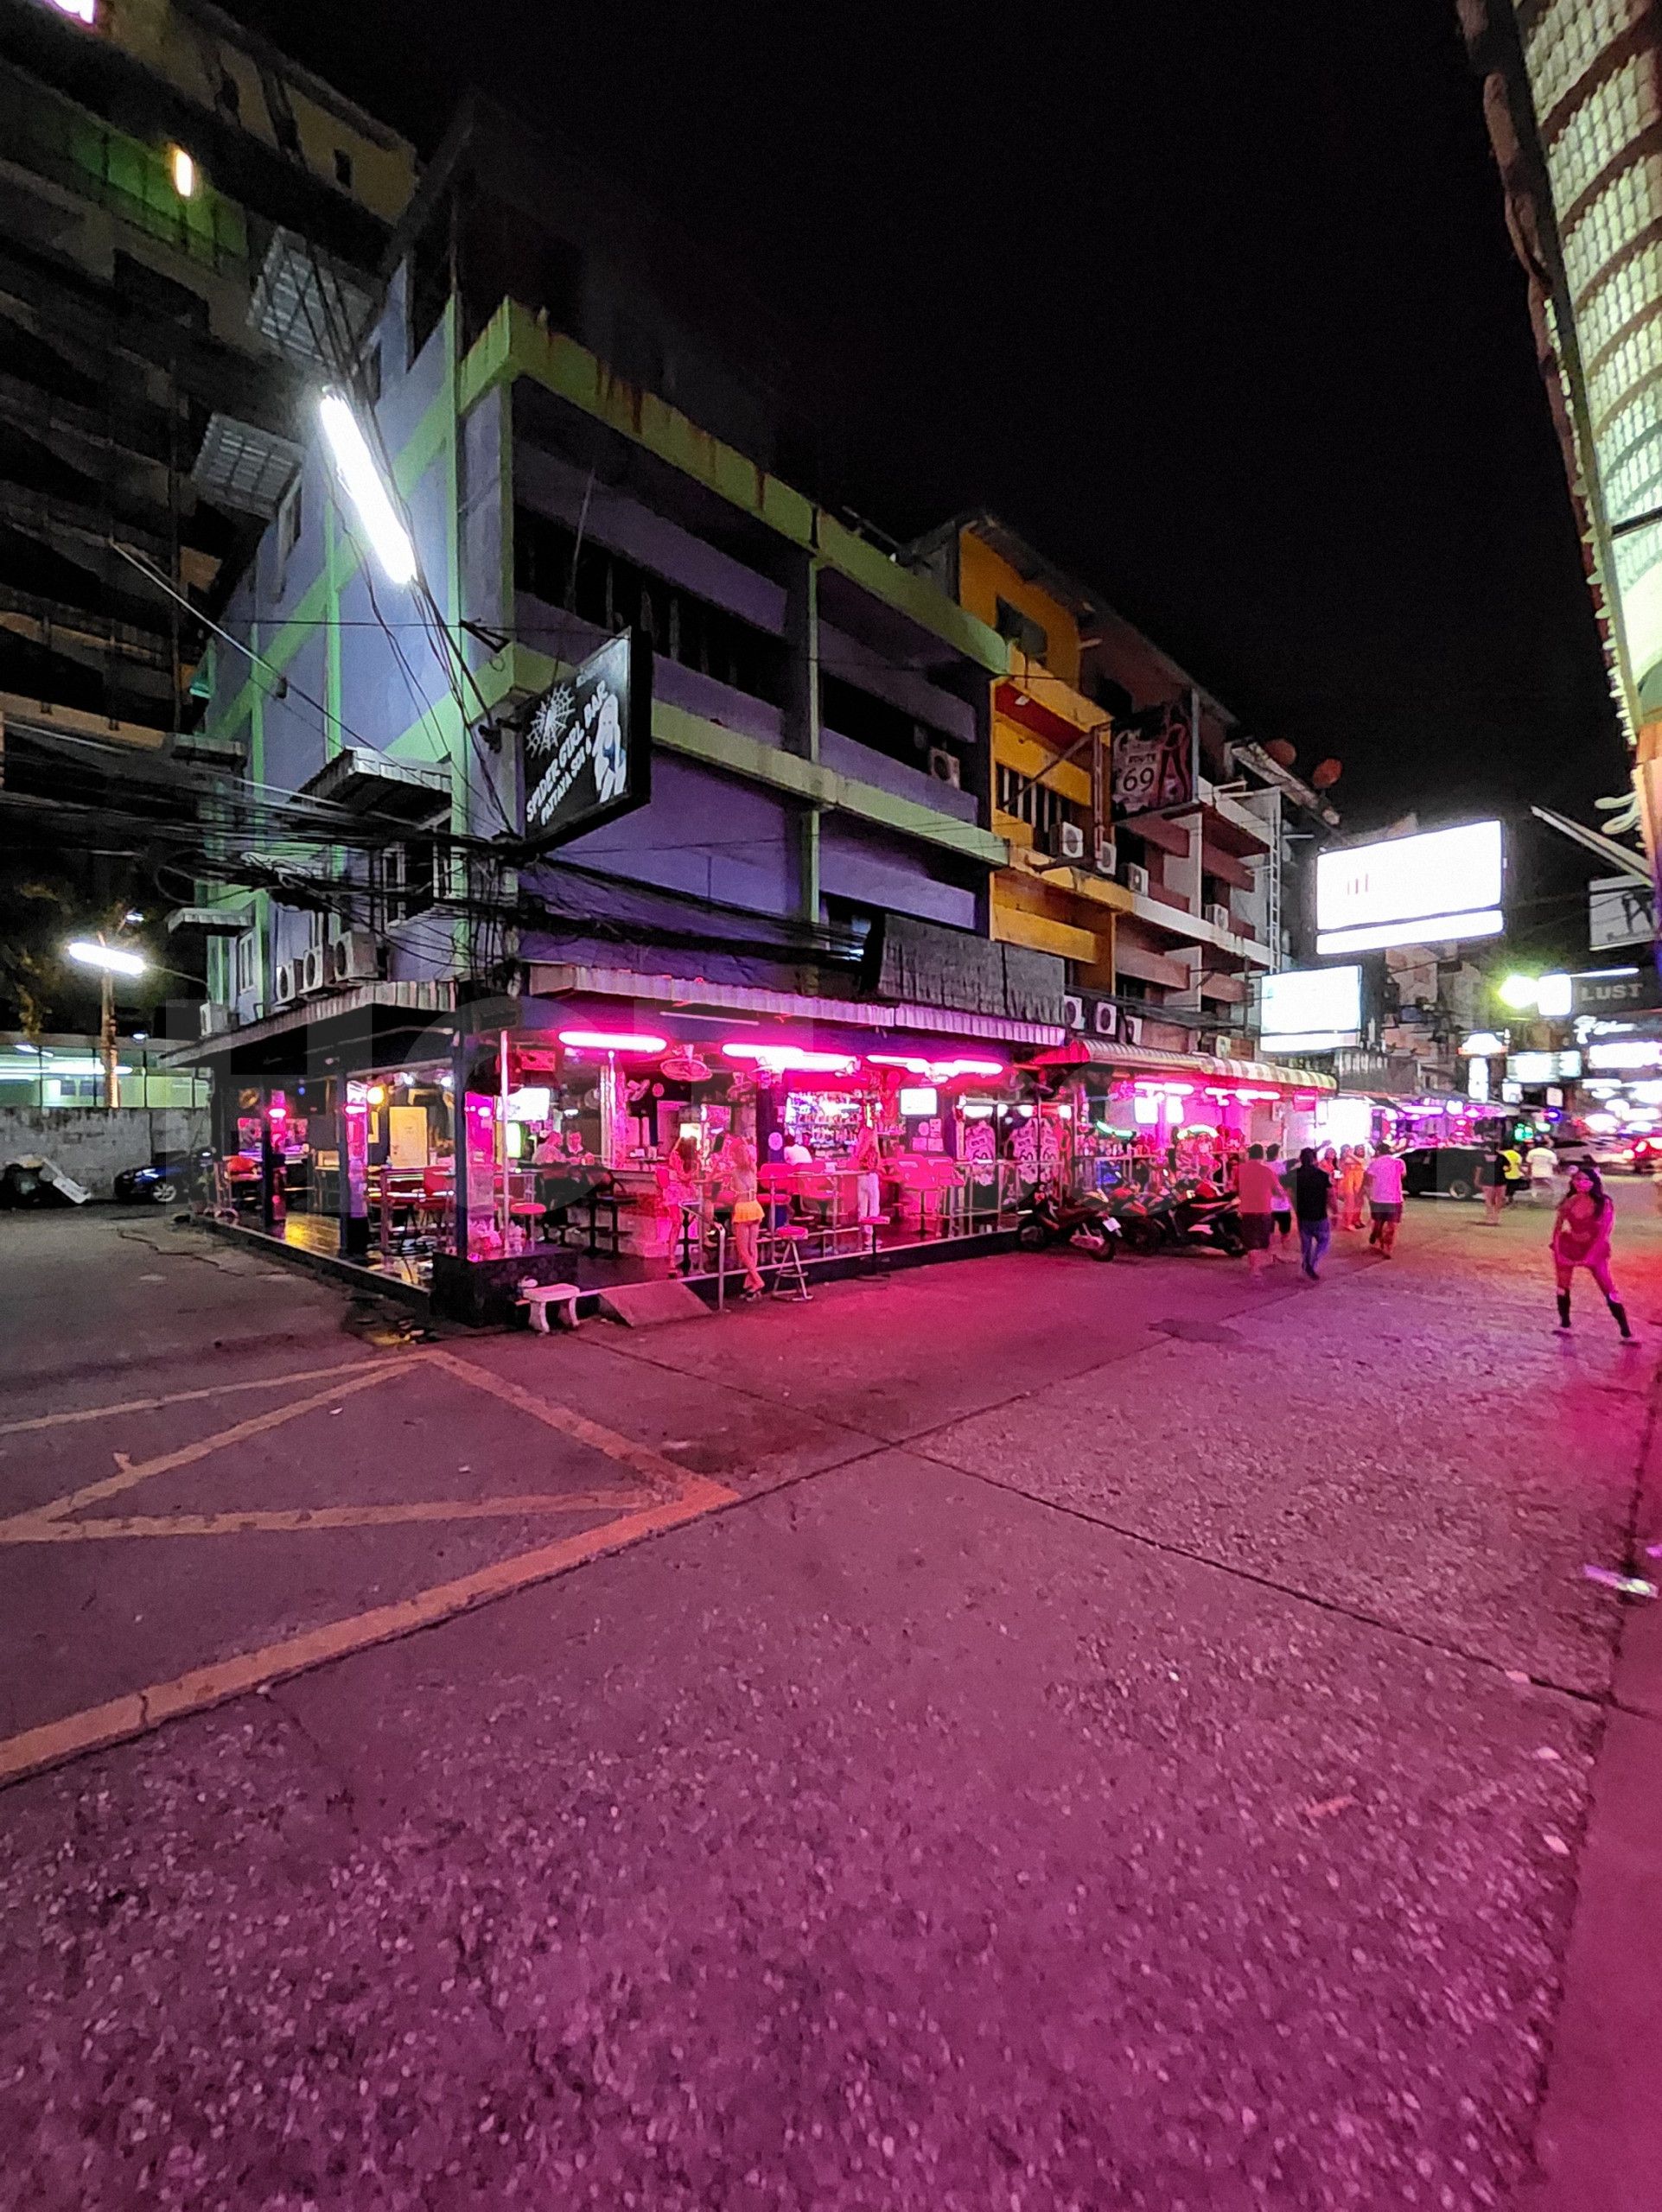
[1232,1141,1408,1283]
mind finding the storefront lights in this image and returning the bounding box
[721,1043,859,1075]
[558,1029,670,1055]
[867,1053,1006,1081]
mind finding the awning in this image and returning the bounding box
[166,904,253,938]
[1031,1037,1335,1093]
[296,748,449,823]
[527,963,1067,1047]
[156,982,457,1066]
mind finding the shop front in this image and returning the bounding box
[1029,1039,1334,1192]
[182,985,1055,1321]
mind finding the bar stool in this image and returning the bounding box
[770,1223,813,1301]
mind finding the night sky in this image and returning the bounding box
[240,0,1627,963]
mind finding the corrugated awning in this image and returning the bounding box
[156,982,457,1065]
[527,963,1067,1047]
[1031,1037,1336,1093]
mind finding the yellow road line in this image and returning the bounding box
[0,1357,402,1439]
[1,1363,405,1535]
[3,1492,651,1541]
[422,1345,698,1493]
[0,1471,737,1789]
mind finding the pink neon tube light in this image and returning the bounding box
[722,1042,860,1075]
[557,1030,669,1054]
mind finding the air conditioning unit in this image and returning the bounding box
[1092,1000,1118,1039]
[300,945,328,994]
[330,929,380,983]
[1125,862,1150,897]
[1122,1014,1143,1046]
[1060,993,1086,1031]
[1092,831,1117,876]
[927,745,961,788]
[1044,819,1086,862]
[1206,902,1232,931]
[199,1001,233,1039]
[273,960,298,1006]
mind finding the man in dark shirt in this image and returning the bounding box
[1293,1147,1333,1281]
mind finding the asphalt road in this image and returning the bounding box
[1,1190,1659,2209]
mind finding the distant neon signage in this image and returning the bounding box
[557,1029,668,1055]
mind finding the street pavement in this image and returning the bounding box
[1,1190,1659,2209]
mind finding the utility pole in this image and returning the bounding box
[99,956,118,1110]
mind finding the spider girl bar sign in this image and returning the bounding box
[520,629,653,851]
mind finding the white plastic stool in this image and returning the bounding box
[519,1281,583,1332]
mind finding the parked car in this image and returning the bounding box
[112,1161,183,1205]
[1401,1144,1486,1201]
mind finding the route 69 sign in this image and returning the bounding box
[1110,692,1196,822]
[521,629,652,851]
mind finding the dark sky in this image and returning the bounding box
[240,0,1627,963]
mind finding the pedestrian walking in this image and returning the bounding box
[1525,1137,1557,1205]
[1266,1142,1294,1261]
[1293,1146,1333,1280]
[1364,1141,1407,1255]
[1481,1143,1508,1224]
[1233,1142,1280,1280]
[1337,1145,1366,1231]
[1551,1163,1633,1340]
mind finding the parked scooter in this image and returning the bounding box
[1016,1183,1123,1260]
[1123,1177,1244,1257]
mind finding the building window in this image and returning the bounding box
[233,929,257,999]
[994,595,1048,665]
[996,762,1086,848]
[381,838,436,926]
[277,476,303,582]
[820,672,958,775]
[514,505,787,706]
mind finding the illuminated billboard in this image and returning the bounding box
[1259,964,1362,1053]
[1315,822,1504,957]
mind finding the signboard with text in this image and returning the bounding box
[1110,694,1196,821]
[521,629,652,852]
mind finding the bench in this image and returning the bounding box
[518,1281,583,1333]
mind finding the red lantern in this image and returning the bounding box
[1311,758,1343,790]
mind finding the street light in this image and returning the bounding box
[1498,973,1539,1012]
[66,938,148,1108]
[318,391,417,585]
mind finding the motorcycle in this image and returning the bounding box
[1016,1184,1123,1260]
[1122,1177,1244,1257]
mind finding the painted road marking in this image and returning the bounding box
[0,1364,404,1535]
[0,1474,735,1788]
[0,1344,740,1788]
[0,1356,398,1440]
[3,1492,650,1541]
[420,1345,701,1494]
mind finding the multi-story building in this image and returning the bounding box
[0,0,415,797]
[1456,0,1662,885]
[187,98,1043,1041]
[904,514,1337,1054]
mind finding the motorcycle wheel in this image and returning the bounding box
[1093,1228,1120,1261]
[1016,1222,1050,1251]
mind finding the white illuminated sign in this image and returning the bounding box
[1588,1039,1662,1071]
[1315,823,1503,957]
[44,0,98,21]
[1259,964,1361,1042]
[1468,1056,1490,1102]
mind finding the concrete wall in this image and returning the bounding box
[0,1109,210,1199]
